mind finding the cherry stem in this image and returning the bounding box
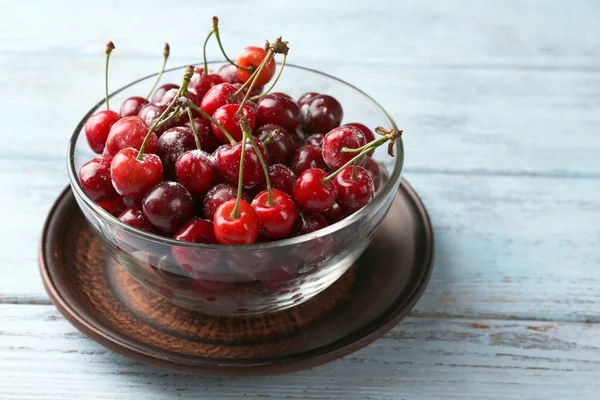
[137,65,194,160]
[233,50,272,102]
[251,52,287,101]
[261,128,282,146]
[146,43,170,99]
[240,117,273,206]
[351,159,358,181]
[236,51,274,115]
[212,16,253,72]
[202,30,213,75]
[104,41,115,110]
[322,128,402,184]
[187,108,201,150]
[231,131,248,219]
[183,100,236,146]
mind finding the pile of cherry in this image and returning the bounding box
[79,26,401,248]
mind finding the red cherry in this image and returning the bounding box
[84,110,121,153]
[251,189,298,239]
[79,157,118,202]
[138,103,174,136]
[188,70,224,99]
[98,196,127,217]
[156,127,196,178]
[297,92,319,108]
[215,141,269,187]
[334,166,375,214]
[365,156,383,191]
[183,118,221,153]
[200,83,240,117]
[322,202,347,224]
[256,124,296,165]
[322,125,367,170]
[290,145,327,175]
[172,218,219,275]
[235,46,276,87]
[217,64,242,84]
[213,199,260,245]
[120,96,149,118]
[251,164,297,197]
[271,92,294,101]
[304,134,324,147]
[203,183,252,221]
[151,83,179,103]
[110,147,163,199]
[293,168,337,212]
[292,211,328,236]
[345,122,376,156]
[142,181,195,233]
[119,206,155,232]
[105,116,158,156]
[300,94,343,134]
[175,150,215,195]
[255,94,300,132]
[211,104,255,143]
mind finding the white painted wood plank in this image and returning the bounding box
[2,160,599,323]
[1,305,599,399]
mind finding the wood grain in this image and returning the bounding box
[1,305,599,399]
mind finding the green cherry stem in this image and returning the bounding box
[232,49,271,99]
[183,101,236,146]
[202,30,214,75]
[231,131,248,219]
[212,16,253,72]
[322,127,402,184]
[187,108,202,150]
[351,159,358,181]
[104,41,115,110]
[250,52,288,101]
[137,65,194,160]
[240,116,273,205]
[261,128,282,146]
[146,43,170,99]
[236,51,274,115]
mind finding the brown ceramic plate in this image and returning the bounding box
[39,179,433,377]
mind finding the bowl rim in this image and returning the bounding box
[67,61,404,250]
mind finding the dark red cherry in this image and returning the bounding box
[217,64,242,84]
[292,211,328,236]
[105,116,158,156]
[290,145,327,175]
[211,104,255,143]
[138,103,174,135]
[119,206,155,232]
[213,199,260,245]
[110,147,163,199]
[345,122,376,156]
[200,83,240,117]
[98,196,127,217]
[293,168,337,212]
[79,157,118,202]
[365,156,383,191]
[271,92,294,101]
[142,181,195,233]
[151,83,179,103]
[84,110,121,154]
[256,124,296,165]
[322,125,366,170]
[235,46,276,87]
[322,202,347,224]
[334,166,375,214]
[188,70,224,99]
[183,118,221,153]
[120,96,149,118]
[300,94,343,134]
[297,92,319,108]
[255,94,300,132]
[203,183,252,221]
[252,164,297,197]
[175,150,215,195]
[215,140,269,187]
[304,133,324,147]
[251,189,298,239]
[156,127,196,178]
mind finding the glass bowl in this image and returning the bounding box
[67,62,404,317]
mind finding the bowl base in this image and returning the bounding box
[39,180,433,377]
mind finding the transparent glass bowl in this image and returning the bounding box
[67,62,404,317]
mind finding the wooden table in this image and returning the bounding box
[1,0,599,398]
